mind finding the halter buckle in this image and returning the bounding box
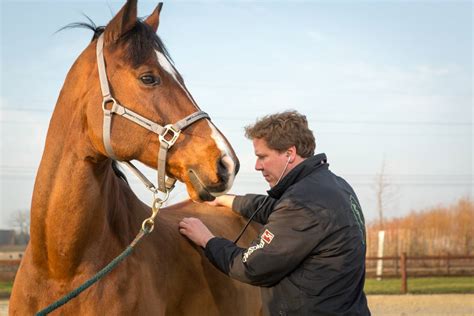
[159,124,181,148]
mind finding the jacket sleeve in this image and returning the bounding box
[232,194,278,224]
[205,199,328,287]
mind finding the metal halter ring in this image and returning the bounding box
[152,197,164,212]
[152,189,170,205]
[102,97,118,112]
[159,124,181,147]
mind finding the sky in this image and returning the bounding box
[0,0,472,230]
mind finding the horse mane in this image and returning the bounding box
[58,15,175,67]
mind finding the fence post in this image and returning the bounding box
[376,230,385,280]
[395,257,399,276]
[446,253,450,275]
[400,252,407,294]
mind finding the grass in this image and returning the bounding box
[365,276,474,295]
[0,282,13,293]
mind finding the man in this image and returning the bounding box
[179,110,370,315]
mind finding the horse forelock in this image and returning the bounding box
[60,17,173,69]
[120,21,173,68]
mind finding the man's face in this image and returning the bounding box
[253,138,289,188]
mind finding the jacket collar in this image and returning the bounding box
[267,153,328,199]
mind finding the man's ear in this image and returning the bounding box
[286,146,297,163]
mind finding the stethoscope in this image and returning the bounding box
[233,155,326,244]
[233,155,291,243]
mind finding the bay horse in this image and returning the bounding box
[9,1,261,314]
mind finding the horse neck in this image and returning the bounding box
[30,67,140,279]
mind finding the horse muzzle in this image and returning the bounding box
[188,155,238,201]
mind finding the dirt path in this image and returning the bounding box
[368,294,474,316]
[0,300,7,316]
[1,295,473,315]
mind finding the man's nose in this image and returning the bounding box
[255,160,263,171]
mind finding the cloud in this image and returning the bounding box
[307,30,324,42]
[0,106,49,169]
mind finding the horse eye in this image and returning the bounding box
[140,75,160,86]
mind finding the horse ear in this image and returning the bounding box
[103,0,138,44]
[144,2,163,32]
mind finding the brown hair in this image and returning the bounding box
[244,110,315,158]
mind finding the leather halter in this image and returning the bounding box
[96,33,209,193]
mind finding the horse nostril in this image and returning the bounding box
[217,158,229,182]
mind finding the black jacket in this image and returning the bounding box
[205,154,370,316]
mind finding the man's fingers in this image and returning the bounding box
[179,217,199,234]
[178,217,213,247]
[179,217,193,226]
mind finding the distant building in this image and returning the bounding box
[0,230,15,246]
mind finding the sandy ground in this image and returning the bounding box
[367,294,474,316]
[0,300,7,316]
[1,295,473,315]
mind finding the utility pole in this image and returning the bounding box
[374,158,392,280]
[375,159,388,230]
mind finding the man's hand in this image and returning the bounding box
[179,217,215,248]
[205,194,236,208]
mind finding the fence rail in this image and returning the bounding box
[0,260,21,266]
[366,253,474,293]
[0,259,22,282]
[366,254,474,277]
[1,255,473,293]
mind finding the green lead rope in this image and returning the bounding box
[36,228,150,316]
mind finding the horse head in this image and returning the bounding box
[76,0,238,201]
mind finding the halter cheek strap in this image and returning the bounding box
[96,33,209,193]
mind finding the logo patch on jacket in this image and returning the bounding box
[261,229,274,244]
[242,239,264,263]
[242,229,275,263]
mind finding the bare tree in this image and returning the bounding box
[10,209,30,244]
[373,158,399,230]
[374,160,389,229]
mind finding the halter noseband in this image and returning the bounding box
[96,33,209,193]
